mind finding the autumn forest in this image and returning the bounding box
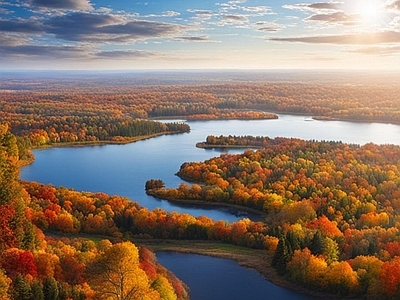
[2,71,400,299]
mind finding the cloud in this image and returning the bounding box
[0,7,12,14]
[187,9,214,21]
[306,12,359,25]
[187,9,213,14]
[95,50,158,59]
[0,18,44,33]
[255,21,284,32]
[141,11,181,18]
[30,0,93,10]
[283,2,341,12]
[221,14,248,23]
[390,16,400,28]
[241,6,275,15]
[0,44,89,59]
[218,1,275,16]
[162,11,181,17]
[45,12,186,43]
[308,2,341,10]
[269,31,400,44]
[0,33,30,46]
[347,45,400,55]
[387,0,400,12]
[175,36,211,42]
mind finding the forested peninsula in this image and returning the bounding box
[148,135,400,299]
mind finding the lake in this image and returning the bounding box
[20,115,400,299]
[21,115,400,222]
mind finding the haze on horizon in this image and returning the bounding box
[1,0,400,71]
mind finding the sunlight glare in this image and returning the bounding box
[357,0,385,26]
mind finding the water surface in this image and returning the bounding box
[156,252,321,300]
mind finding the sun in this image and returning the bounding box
[357,0,386,26]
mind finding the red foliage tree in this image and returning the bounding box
[1,248,37,280]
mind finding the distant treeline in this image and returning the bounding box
[4,79,400,149]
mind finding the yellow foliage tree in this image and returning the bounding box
[324,261,359,295]
[88,241,160,300]
[0,268,11,300]
[151,275,177,300]
[286,248,327,288]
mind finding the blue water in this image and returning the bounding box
[157,252,321,300]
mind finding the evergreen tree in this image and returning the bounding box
[57,282,68,300]
[11,275,32,300]
[42,278,59,300]
[286,230,301,251]
[272,235,293,275]
[310,231,324,255]
[30,281,44,300]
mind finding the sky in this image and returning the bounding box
[1,0,400,70]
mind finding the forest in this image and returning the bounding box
[0,125,189,300]
[3,73,400,299]
[148,135,400,299]
[3,73,400,149]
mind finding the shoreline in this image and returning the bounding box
[30,131,184,150]
[137,239,353,300]
[196,142,263,149]
[151,112,400,125]
[147,190,267,221]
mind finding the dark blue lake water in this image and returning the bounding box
[156,252,320,300]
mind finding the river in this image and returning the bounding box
[20,115,400,299]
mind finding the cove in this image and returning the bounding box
[156,252,321,300]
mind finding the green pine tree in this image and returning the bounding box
[310,231,324,255]
[11,275,32,300]
[30,281,44,300]
[42,278,59,300]
[272,235,293,275]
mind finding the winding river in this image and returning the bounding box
[20,115,400,299]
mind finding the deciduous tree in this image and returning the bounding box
[88,242,159,300]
